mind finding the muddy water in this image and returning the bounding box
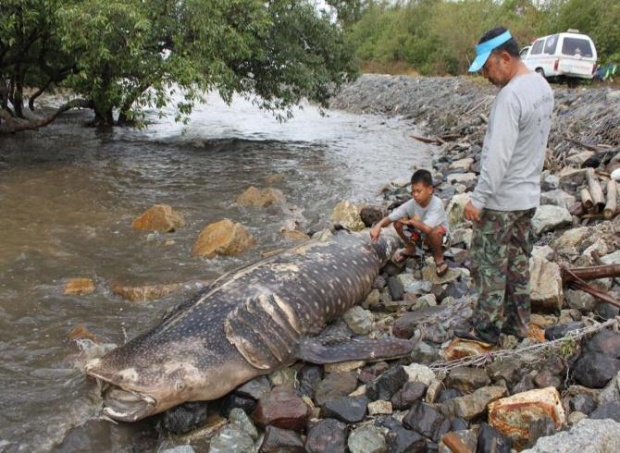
[0,93,433,451]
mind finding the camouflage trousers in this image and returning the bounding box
[470,208,536,341]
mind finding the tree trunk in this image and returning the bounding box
[0,98,92,133]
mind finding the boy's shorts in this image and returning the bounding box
[404,225,450,249]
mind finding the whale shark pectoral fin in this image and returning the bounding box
[296,337,414,364]
[225,294,301,370]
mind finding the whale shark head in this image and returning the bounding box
[85,326,257,422]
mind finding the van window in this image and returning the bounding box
[562,37,594,57]
[531,39,544,55]
[543,34,558,54]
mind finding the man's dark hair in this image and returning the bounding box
[411,169,433,187]
[479,26,520,58]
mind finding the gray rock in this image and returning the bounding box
[532,205,572,235]
[444,367,491,393]
[403,401,450,442]
[573,351,620,388]
[601,250,620,265]
[565,289,597,312]
[208,426,255,453]
[540,189,576,210]
[397,274,432,294]
[321,395,369,423]
[440,386,507,420]
[343,306,374,335]
[160,447,195,453]
[229,408,259,441]
[305,418,347,453]
[260,426,304,452]
[591,401,620,422]
[366,366,409,401]
[521,418,620,452]
[598,371,620,405]
[348,426,388,453]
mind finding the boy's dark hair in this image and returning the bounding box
[479,26,520,58]
[411,169,433,187]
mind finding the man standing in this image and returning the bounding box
[455,26,554,346]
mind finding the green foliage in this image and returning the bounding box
[1,0,357,127]
[346,0,620,75]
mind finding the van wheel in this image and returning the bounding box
[535,68,545,78]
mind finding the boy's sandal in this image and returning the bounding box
[392,248,416,264]
[435,260,449,276]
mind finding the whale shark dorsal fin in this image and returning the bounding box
[296,337,414,364]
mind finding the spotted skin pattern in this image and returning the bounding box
[85,230,410,422]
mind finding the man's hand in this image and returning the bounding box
[464,200,482,222]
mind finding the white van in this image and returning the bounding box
[520,30,597,85]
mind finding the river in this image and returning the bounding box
[0,93,433,451]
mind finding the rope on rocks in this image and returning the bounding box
[429,317,619,372]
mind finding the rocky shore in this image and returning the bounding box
[76,75,620,452]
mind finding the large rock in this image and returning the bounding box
[131,204,185,232]
[236,186,286,207]
[441,386,507,420]
[110,282,183,302]
[573,352,620,389]
[191,219,255,258]
[540,189,576,210]
[522,418,620,453]
[330,201,365,231]
[449,157,474,171]
[529,256,563,312]
[550,227,591,251]
[532,205,572,235]
[445,193,471,229]
[252,386,311,431]
[488,387,566,449]
[64,278,96,295]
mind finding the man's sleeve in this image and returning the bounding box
[470,91,521,209]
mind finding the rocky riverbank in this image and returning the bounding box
[78,76,620,452]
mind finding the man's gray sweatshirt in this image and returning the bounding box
[470,72,554,211]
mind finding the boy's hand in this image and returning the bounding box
[402,215,420,226]
[369,225,381,242]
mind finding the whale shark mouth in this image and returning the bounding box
[98,383,158,423]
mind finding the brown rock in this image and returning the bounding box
[282,229,309,241]
[330,201,365,231]
[442,338,494,361]
[252,386,311,431]
[488,387,566,449]
[67,325,101,343]
[64,278,96,295]
[529,256,563,312]
[360,205,387,228]
[131,204,185,232]
[110,282,183,302]
[264,174,285,185]
[191,219,255,258]
[236,186,286,207]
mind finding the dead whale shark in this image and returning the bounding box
[85,229,413,422]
